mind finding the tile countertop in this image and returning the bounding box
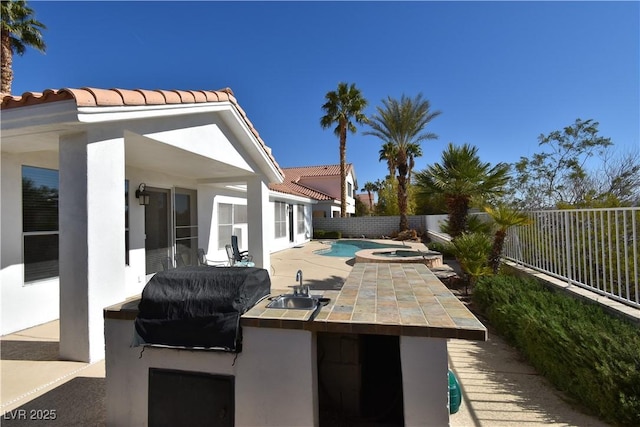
[104,263,487,341]
[242,263,487,341]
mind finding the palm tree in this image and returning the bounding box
[484,204,532,274]
[415,143,510,238]
[451,232,493,294]
[373,178,385,212]
[363,181,376,212]
[406,142,423,184]
[378,141,398,180]
[1,0,46,94]
[320,82,368,217]
[380,141,421,183]
[364,93,441,231]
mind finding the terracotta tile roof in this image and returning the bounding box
[1,87,282,179]
[268,163,353,201]
[269,180,334,201]
[281,164,353,178]
[0,87,238,108]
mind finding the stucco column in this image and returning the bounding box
[400,336,449,426]
[59,130,126,362]
[246,175,270,273]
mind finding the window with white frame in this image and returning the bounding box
[23,167,132,282]
[234,203,247,224]
[347,182,353,198]
[22,166,59,282]
[296,204,305,234]
[217,203,247,249]
[274,202,287,238]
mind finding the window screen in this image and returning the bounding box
[297,205,305,234]
[218,203,247,250]
[274,202,287,238]
[22,166,59,282]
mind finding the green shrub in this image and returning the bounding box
[473,275,640,426]
[427,241,456,259]
[313,229,342,239]
[451,232,492,286]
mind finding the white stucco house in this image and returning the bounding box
[269,164,357,218]
[0,87,315,362]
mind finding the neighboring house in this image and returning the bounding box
[356,192,375,212]
[269,164,357,218]
[0,87,312,362]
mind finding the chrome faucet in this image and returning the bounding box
[295,270,309,296]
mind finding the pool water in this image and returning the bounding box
[315,240,407,258]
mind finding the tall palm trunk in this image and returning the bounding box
[446,195,470,238]
[408,156,415,184]
[397,152,409,231]
[1,30,13,93]
[489,229,507,274]
[339,120,347,217]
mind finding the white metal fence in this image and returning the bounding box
[503,207,640,309]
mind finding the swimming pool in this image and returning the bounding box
[314,239,407,258]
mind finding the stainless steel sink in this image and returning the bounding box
[266,295,319,310]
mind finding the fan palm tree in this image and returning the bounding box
[373,178,385,211]
[451,232,493,294]
[380,141,421,183]
[1,0,46,94]
[484,204,532,273]
[320,82,368,217]
[364,93,441,231]
[415,143,510,238]
[378,141,398,180]
[363,181,376,212]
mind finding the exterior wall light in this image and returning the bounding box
[135,183,150,206]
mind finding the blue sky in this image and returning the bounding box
[11,1,640,192]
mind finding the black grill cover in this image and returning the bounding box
[135,266,270,352]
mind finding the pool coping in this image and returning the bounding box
[355,248,444,268]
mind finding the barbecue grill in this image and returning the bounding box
[134,266,271,352]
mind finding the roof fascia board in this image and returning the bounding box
[75,102,233,123]
[198,175,254,185]
[316,199,341,207]
[269,191,317,204]
[224,107,284,184]
[1,100,78,132]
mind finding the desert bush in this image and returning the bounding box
[313,230,342,239]
[427,241,456,259]
[473,275,640,426]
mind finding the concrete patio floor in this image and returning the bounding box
[1,240,609,426]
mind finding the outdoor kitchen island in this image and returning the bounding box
[104,263,487,427]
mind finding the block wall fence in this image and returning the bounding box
[313,215,449,238]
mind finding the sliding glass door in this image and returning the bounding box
[144,188,171,274]
[174,188,198,267]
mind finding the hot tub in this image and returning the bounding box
[355,248,443,268]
